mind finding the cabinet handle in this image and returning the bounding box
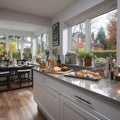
[74,95,91,105]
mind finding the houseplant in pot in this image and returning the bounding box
[76,49,92,66]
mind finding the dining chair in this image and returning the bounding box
[17,69,31,87]
[0,71,10,89]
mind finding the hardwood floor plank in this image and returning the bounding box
[0,88,46,120]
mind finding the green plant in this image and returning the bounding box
[91,50,116,60]
[76,49,92,58]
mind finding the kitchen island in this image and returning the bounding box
[33,66,120,120]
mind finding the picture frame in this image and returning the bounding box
[52,22,60,46]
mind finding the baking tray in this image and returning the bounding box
[64,72,101,81]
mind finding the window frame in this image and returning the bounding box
[66,0,117,52]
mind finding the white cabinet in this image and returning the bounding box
[60,95,109,120]
[33,71,59,120]
[33,70,119,120]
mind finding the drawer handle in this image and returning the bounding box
[74,95,91,105]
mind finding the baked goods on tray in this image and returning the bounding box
[64,69,101,80]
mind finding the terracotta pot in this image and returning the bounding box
[84,57,92,66]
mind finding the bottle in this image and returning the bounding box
[108,53,114,80]
[57,55,61,67]
[104,61,108,79]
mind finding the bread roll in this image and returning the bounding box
[53,66,61,72]
[76,72,84,77]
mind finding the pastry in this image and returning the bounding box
[62,66,69,71]
[76,72,84,77]
[53,66,61,72]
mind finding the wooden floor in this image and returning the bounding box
[0,88,46,120]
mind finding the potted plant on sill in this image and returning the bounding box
[76,49,93,66]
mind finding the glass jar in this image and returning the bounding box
[114,65,120,81]
[40,54,46,70]
[48,55,56,69]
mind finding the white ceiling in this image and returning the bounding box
[0,0,76,33]
[0,0,76,18]
[0,19,49,33]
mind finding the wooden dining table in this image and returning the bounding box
[0,64,34,71]
[0,65,34,92]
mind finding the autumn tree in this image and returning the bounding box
[95,26,107,48]
[106,13,117,49]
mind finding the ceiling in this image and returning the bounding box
[0,0,76,18]
[0,0,76,33]
[0,19,48,32]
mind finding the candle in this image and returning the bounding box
[115,73,120,80]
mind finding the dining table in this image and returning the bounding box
[0,64,34,92]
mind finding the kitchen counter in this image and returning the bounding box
[33,66,120,106]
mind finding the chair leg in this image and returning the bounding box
[18,74,22,88]
[6,76,10,88]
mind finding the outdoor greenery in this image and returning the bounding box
[92,50,116,60]
[12,51,21,59]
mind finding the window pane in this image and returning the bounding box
[0,42,5,51]
[23,37,31,42]
[9,42,18,52]
[91,9,117,51]
[37,33,49,54]
[72,22,85,51]
[15,36,21,41]
[8,35,14,40]
[0,35,6,40]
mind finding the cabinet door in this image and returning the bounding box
[35,82,59,120]
[60,95,100,120]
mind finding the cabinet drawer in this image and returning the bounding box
[43,76,119,120]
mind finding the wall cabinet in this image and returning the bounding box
[33,70,120,120]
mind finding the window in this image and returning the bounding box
[91,9,117,51]
[71,22,85,51]
[38,33,49,54]
[23,37,31,42]
[0,35,6,40]
[63,28,68,55]
[9,42,18,52]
